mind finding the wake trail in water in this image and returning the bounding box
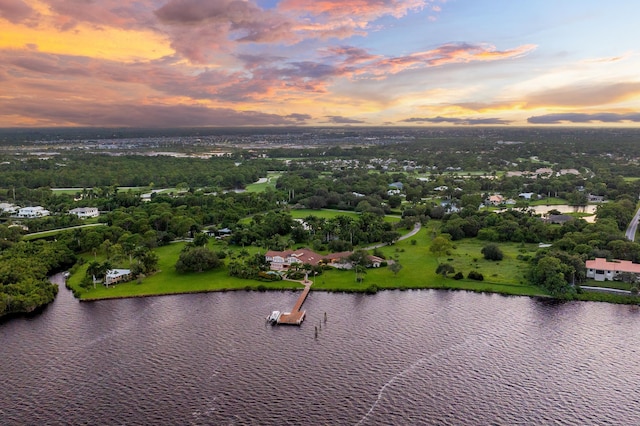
[356,307,513,425]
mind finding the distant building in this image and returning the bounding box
[559,169,580,176]
[389,182,404,190]
[535,168,554,175]
[0,203,19,214]
[588,194,605,203]
[518,192,536,200]
[17,206,50,218]
[487,194,504,205]
[69,207,99,218]
[586,258,640,282]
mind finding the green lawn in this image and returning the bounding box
[529,197,568,206]
[313,229,543,296]
[67,224,545,301]
[245,172,281,193]
[68,242,304,300]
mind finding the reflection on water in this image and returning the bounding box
[1,275,639,425]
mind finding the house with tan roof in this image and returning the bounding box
[586,258,640,282]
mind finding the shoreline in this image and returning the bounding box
[70,283,638,306]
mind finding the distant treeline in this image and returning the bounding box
[0,155,278,189]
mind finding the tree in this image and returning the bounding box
[530,256,574,297]
[389,261,403,276]
[349,249,371,282]
[436,263,455,278]
[192,232,209,247]
[429,235,453,263]
[175,246,222,273]
[481,244,504,261]
[381,231,401,245]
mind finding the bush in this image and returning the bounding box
[365,284,378,294]
[468,271,484,281]
[453,272,464,280]
[175,246,222,273]
[481,244,504,261]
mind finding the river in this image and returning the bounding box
[1,274,639,425]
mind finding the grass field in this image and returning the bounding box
[245,172,281,192]
[529,197,568,206]
[67,241,304,300]
[311,227,543,296]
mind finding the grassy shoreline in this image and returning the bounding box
[65,224,639,305]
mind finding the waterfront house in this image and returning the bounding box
[265,249,381,271]
[586,258,640,282]
[104,269,132,286]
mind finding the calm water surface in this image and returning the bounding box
[1,275,639,425]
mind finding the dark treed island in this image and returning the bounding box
[2,127,640,318]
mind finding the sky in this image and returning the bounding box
[2,0,640,127]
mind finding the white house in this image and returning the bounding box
[586,258,640,282]
[69,207,100,218]
[0,203,19,214]
[18,206,50,218]
[104,269,132,286]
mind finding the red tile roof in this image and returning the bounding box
[586,258,640,274]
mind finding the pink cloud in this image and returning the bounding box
[0,97,310,127]
[44,0,157,30]
[279,0,427,19]
[0,0,37,23]
[360,43,537,76]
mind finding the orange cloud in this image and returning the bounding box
[525,82,640,108]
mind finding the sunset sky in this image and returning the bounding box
[2,0,640,127]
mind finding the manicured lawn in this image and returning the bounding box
[581,280,632,291]
[67,221,544,301]
[245,172,281,193]
[68,242,304,300]
[529,197,568,206]
[289,209,360,220]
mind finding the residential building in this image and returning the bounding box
[487,195,504,205]
[17,206,50,218]
[105,269,132,286]
[0,203,19,214]
[265,248,381,271]
[586,258,640,282]
[69,207,99,218]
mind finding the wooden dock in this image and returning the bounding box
[274,283,311,325]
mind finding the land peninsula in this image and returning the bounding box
[2,127,640,318]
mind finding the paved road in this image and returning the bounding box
[26,222,106,237]
[625,206,640,241]
[581,286,632,295]
[364,222,421,250]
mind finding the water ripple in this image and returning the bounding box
[2,282,640,425]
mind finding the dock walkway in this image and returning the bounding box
[274,281,311,325]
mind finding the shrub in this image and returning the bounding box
[468,271,484,281]
[481,243,504,261]
[453,272,464,280]
[365,284,378,294]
